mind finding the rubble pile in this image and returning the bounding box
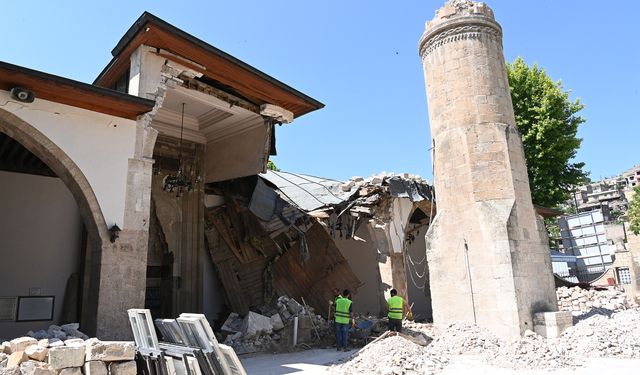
[488,330,579,370]
[222,296,331,354]
[331,335,444,375]
[556,286,635,313]
[333,306,640,373]
[23,324,90,342]
[0,325,136,375]
[558,308,640,358]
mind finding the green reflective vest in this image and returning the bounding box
[335,297,352,324]
[387,296,404,320]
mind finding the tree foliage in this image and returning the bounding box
[506,57,588,207]
[266,160,280,172]
[629,187,640,235]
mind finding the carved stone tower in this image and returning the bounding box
[418,0,558,338]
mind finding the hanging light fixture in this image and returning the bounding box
[163,102,194,197]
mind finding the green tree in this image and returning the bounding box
[629,186,640,235]
[507,57,588,207]
[266,160,280,172]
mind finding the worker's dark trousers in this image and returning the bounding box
[335,323,349,350]
[388,318,402,332]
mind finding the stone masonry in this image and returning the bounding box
[418,0,557,338]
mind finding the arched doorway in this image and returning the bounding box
[0,108,108,338]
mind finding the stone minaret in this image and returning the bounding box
[418,0,557,338]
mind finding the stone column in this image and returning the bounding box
[418,0,557,338]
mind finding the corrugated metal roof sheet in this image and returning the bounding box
[259,171,357,212]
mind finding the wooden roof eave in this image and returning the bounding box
[94,13,324,118]
[0,61,155,120]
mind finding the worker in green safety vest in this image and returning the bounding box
[334,289,354,352]
[387,289,411,332]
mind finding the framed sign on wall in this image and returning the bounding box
[0,297,18,321]
[16,296,55,322]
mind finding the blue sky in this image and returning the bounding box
[1,1,638,182]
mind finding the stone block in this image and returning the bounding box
[7,352,28,368]
[108,361,136,375]
[48,331,66,341]
[63,339,83,348]
[221,313,242,333]
[31,332,48,341]
[48,346,85,369]
[47,340,63,348]
[9,338,37,354]
[83,361,107,375]
[0,353,7,367]
[85,341,135,362]
[270,314,284,331]
[241,312,273,337]
[286,299,303,315]
[24,345,47,362]
[33,368,57,375]
[0,366,22,375]
[0,344,6,355]
[19,360,47,375]
[533,311,573,338]
[59,324,79,333]
[36,341,48,349]
[59,367,82,375]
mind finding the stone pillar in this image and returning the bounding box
[418,0,557,338]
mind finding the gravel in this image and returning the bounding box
[331,303,640,374]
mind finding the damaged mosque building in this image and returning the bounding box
[0,12,436,340]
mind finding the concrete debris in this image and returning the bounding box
[24,345,47,362]
[0,367,21,375]
[556,286,636,313]
[25,324,88,342]
[1,330,135,375]
[221,313,243,333]
[333,306,640,373]
[48,340,64,348]
[84,340,135,362]
[7,352,28,368]
[284,297,304,315]
[331,335,445,375]
[224,295,332,354]
[58,368,82,375]
[33,368,57,375]
[63,339,84,348]
[9,338,37,354]
[83,360,108,375]
[108,361,136,375]
[48,346,85,370]
[270,314,284,331]
[19,360,47,375]
[241,312,273,337]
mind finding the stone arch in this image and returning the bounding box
[0,107,108,243]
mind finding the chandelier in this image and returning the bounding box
[163,103,196,197]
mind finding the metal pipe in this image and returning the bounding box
[293,316,298,346]
[464,239,477,324]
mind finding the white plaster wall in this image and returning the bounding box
[389,198,414,253]
[0,171,83,339]
[335,226,383,315]
[129,45,165,99]
[0,91,137,228]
